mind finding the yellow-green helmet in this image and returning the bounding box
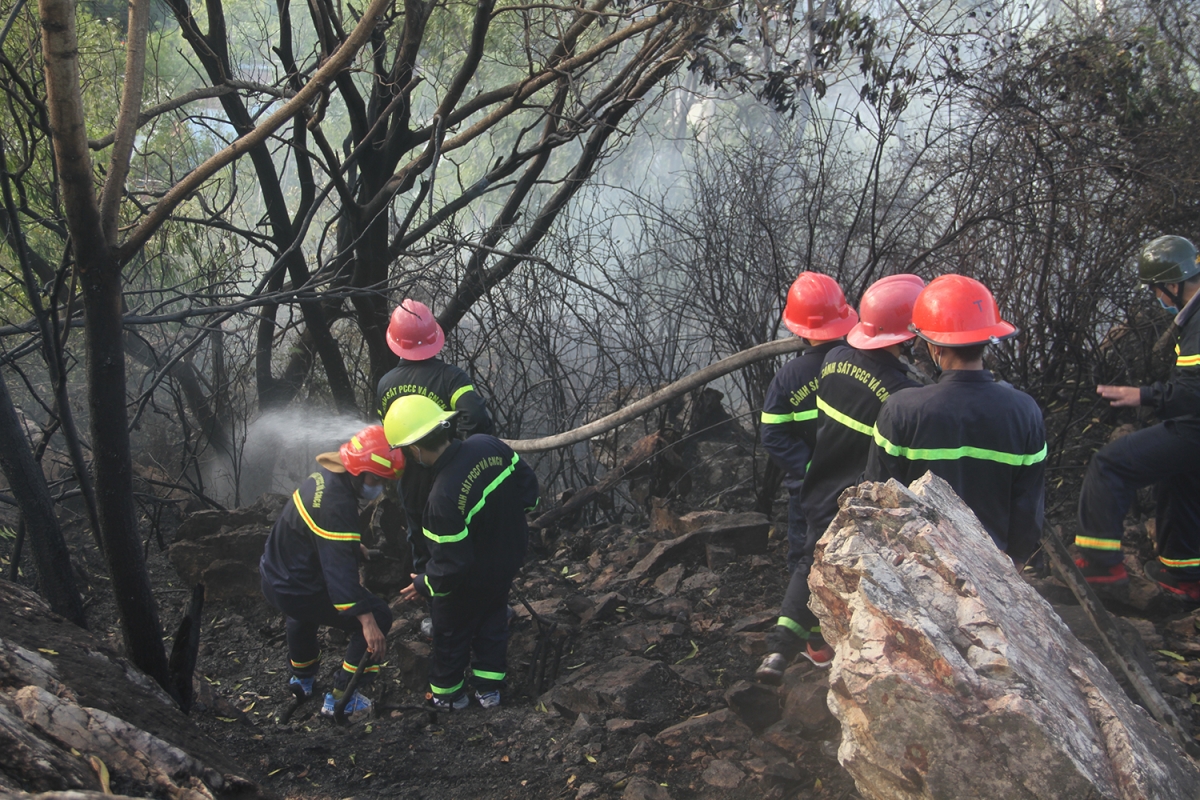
[1138,235,1200,284]
[383,394,457,447]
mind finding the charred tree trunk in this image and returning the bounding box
[0,371,85,626]
[79,265,170,687]
[39,0,170,687]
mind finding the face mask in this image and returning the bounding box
[359,482,383,502]
[1158,296,1179,315]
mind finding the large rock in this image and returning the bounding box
[541,656,687,724]
[170,494,286,600]
[809,474,1200,800]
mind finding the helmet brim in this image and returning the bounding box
[386,325,445,360]
[845,324,917,350]
[911,321,1018,347]
[388,409,458,447]
[783,309,859,340]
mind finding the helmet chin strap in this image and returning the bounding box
[1157,283,1185,312]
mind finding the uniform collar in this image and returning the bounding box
[936,369,994,383]
[429,439,462,473]
[1177,288,1200,328]
[803,340,843,356]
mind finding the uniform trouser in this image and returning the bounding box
[261,577,392,691]
[1078,421,1200,580]
[401,464,435,572]
[766,489,822,656]
[428,582,511,699]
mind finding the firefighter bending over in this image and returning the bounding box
[259,425,402,717]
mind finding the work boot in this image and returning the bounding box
[800,639,834,668]
[475,690,501,709]
[320,689,372,717]
[1074,557,1129,586]
[755,653,788,685]
[426,692,469,710]
[1144,560,1200,603]
[289,675,315,699]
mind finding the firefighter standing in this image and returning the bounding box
[259,425,402,717]
[754,273,858,684]
[865,274,1046,566]
[1075,235,1200,599]
[758,274,925,679]
[376,299,494,573]
[385,395,539,709]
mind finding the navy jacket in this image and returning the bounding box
[260,466,373,616]
[413,435,540,599]
[760,341,842,491]
[865,370,1047,561]
[1142,291,1200,429]
[799,345,921,540]
[376,356,493,436]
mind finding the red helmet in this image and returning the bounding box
[846,274,926,350]
[386,299,445,360]
[340,425,404,479]
[909,274,1018,346]
[782,272,858,339]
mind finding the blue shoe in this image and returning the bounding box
[320,690,372,717]
[475,690,501,709]
[427,692,469,710]
[289,675,315,699]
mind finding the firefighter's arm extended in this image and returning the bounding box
[1096,385,1141,408]
[358,610,386,658]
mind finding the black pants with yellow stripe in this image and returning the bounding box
[261,578,392,691]
[1078,421,1200,579]
[428,582,510,700]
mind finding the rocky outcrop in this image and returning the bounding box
[809,474,1200,800]
[0,580,264,797]
[169,494,285,600]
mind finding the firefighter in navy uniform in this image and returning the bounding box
[780,274,926,669]
[754,272,858,684]
[1075,235,1200,600]
[259,425,402,717]
[865,274,1047,567]
[375,299,493,574]
[385,395,539,710]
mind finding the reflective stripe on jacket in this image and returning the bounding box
[259,466,373,616]
[1141,291,1200,425]
[412,435,540,599]
[865,370,1046,561]
[799,345,921,539]
[760,341,841,491]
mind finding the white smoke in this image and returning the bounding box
[206,408,374,506]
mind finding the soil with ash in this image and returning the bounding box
[11,482,1200,800]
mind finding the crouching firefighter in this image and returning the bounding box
[259,425,402,717]
[385,395,539,710]
[1076,235,1200,599]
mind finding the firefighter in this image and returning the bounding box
[376,299,493,575]
[385,395,539,709]
[758,274,924,680]
[754,272,858,684]
[259,425,402,717]
[1075,235,1200,599]
[865,274,1046,567]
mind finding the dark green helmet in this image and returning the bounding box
[1138,235,1200,284]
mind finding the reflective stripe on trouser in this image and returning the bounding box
[260,575,393,688]
[765,560,822,657]
[428,582,512,696]
[1078,422,1200,577]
